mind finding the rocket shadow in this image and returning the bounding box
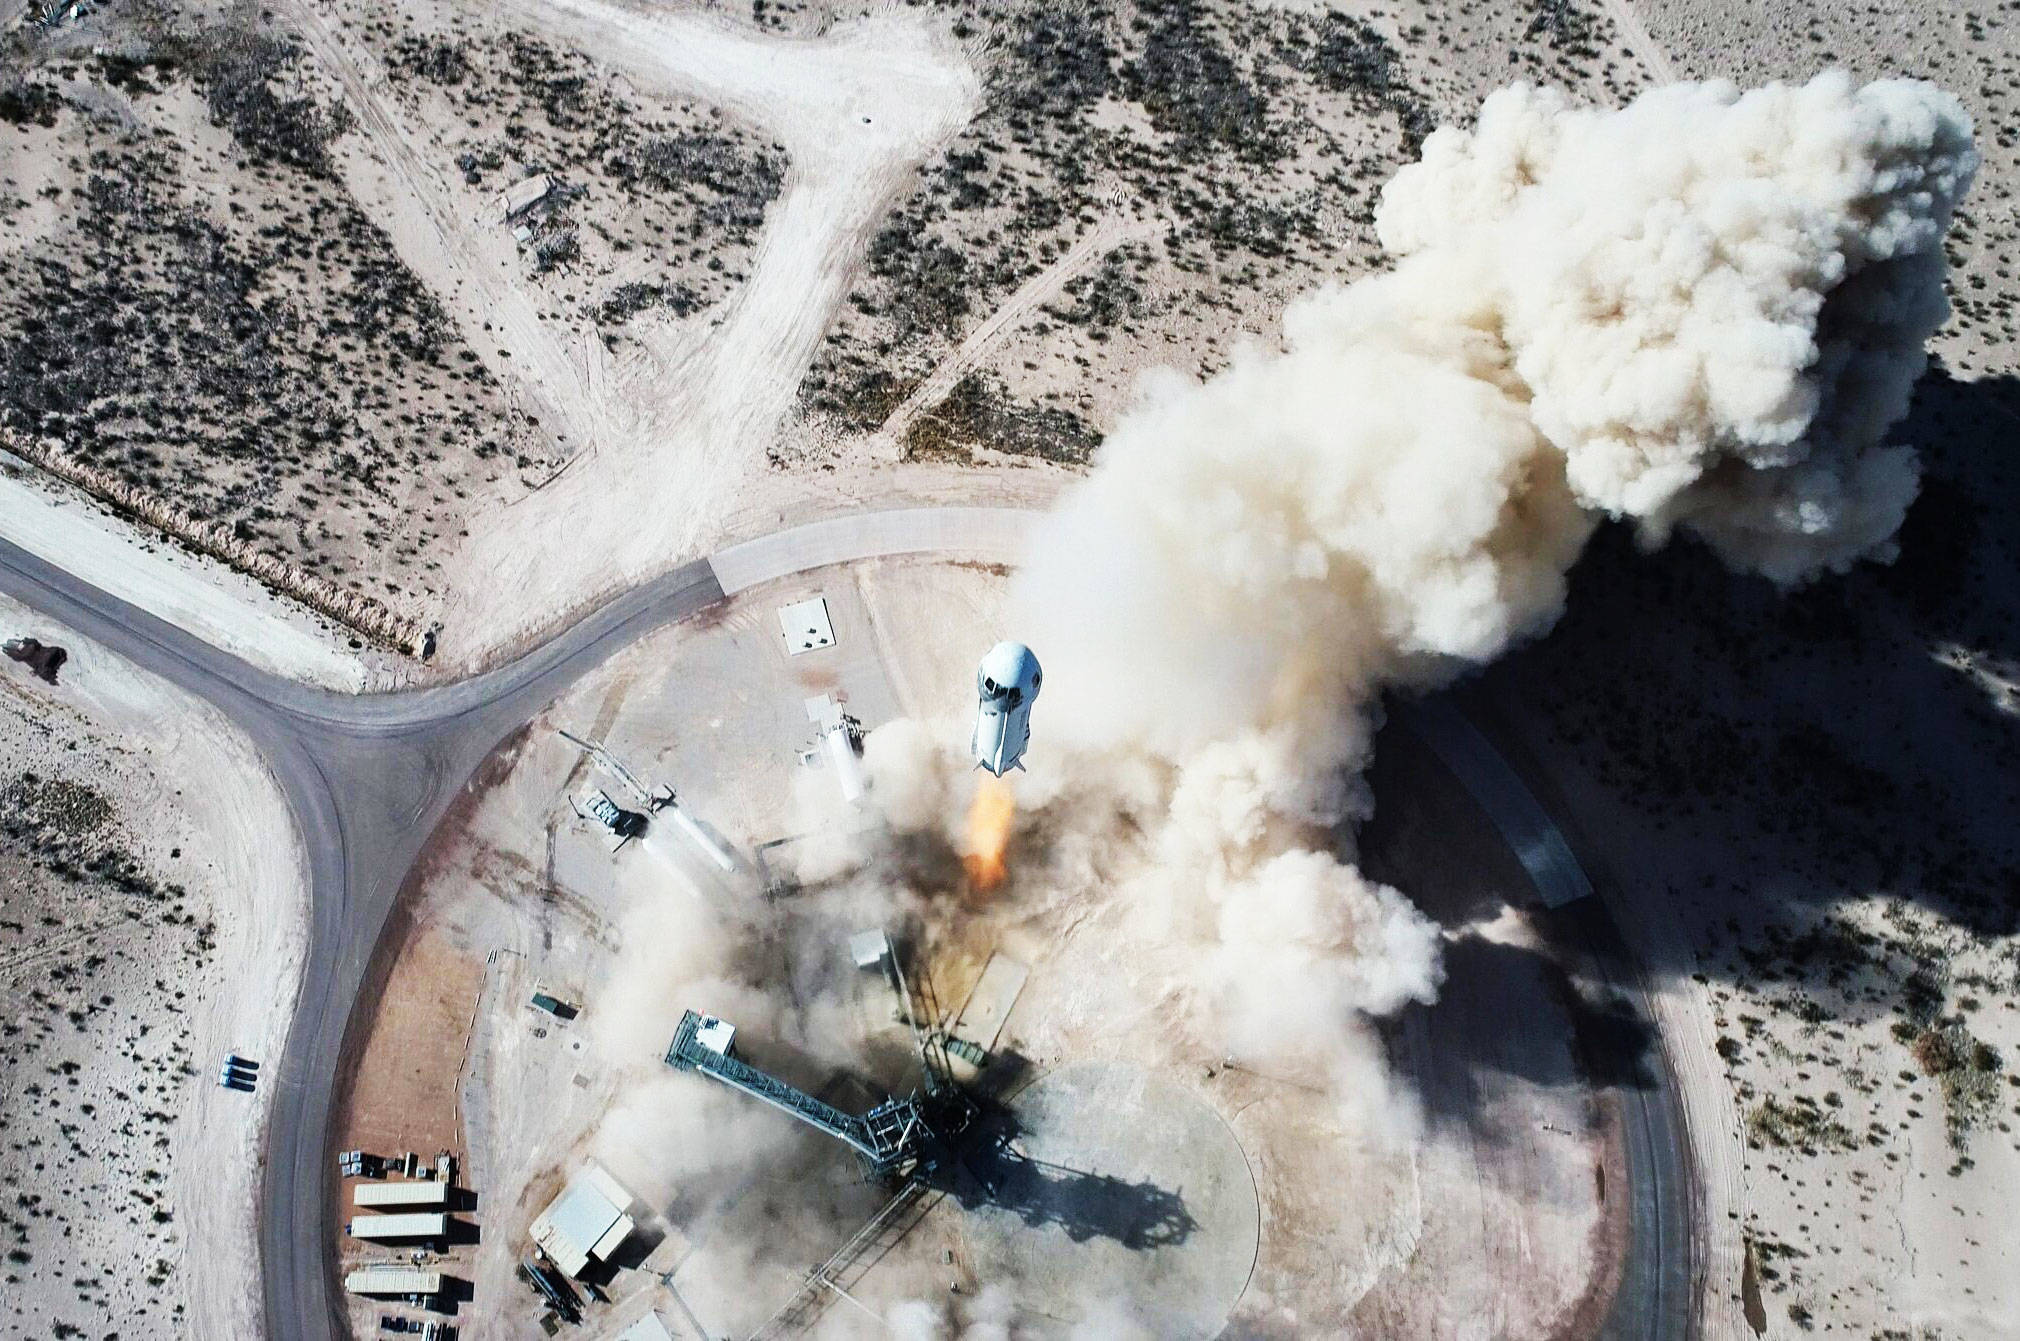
[923,1097,1200,1252]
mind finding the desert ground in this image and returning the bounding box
[3,0,1671,682]
[0,592,305,1340]
[0,0,2016,1339]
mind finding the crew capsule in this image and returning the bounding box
[972,642,1041,776]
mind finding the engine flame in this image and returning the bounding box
[963,774,1016,890]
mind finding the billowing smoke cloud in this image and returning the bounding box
[581,70,1973,1327]
[1374,74,1976,581]
[991,72,1973,1108]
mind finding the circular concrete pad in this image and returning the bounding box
[961,1061,1260,1337]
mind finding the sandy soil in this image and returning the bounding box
[787,0,1657,475]
[1,3,536,623]
[331,914,486,1336]
[420,0,985,671]
[0,592,307,1341]
[3,0,983,681]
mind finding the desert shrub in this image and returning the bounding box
[0,79,61,127]
[1001,6,1115,116]
[388,35,471,85]
[532,228,580,273]
[1910,1022,2004,1143]
[162,26,354,175]
[866,224,972,341]
[906,372,1100,465]
[1302,13,1435,154]
[1048,249,1147,332]
[1746,1095,1855,1151]
[1122,0,1275,162]
[611,132,785,238]
[1525,0,1606,59]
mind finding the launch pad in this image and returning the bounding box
[358,558,1613,1337]
[662,1004,1261,1339]
[957,1061,1261,1340]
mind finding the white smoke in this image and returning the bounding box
[581,68,1974,1325]
[1375,73,1975,581]
[989,72,1973,1104]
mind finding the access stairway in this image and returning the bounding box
[665,1010,926,1177]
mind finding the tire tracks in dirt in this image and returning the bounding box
[1604,0,1679,87]
[871,209,1156,458]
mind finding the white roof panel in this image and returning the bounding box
[619,1313,675,1341]
[590,1211,637,1262]
[777,597,835,655]
[348,1213,446,1240]
[531,1163,635,1278]
[584,1164,634,1211]
[344,1266,443,1295]
[353,1180,447,1208]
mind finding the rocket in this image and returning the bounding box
[972,642,1041,776]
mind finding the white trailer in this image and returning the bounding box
[353,1181,448,1209]
[348,1212,447,1241]
[344,1266,444,1296]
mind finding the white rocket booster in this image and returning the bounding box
[972,642,1041,776]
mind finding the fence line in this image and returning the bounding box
[2,429,429,656]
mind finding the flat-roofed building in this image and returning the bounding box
[353,1180,448,1209]
[343,1266,443,1296]
[348,1212,448,1241]
[618,1313,674,1341]
[529,1163,636,1277]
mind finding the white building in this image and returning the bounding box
[344,1266,443,1297]
[348,1212,447,1241]
[353,1180,447,1209]
[499,173,552,221]
[529,1163,637,1277]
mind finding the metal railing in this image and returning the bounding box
[665,1012,921,1174]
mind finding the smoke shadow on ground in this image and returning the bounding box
[1469,368,2020,972]
[432,1275,474,1317]
[928,1099,1200,1251]
[1360,708,1667,1133]
[1385,927,1659,1136]
[1359,714,1540,932]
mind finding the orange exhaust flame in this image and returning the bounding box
[963,774,1016,891]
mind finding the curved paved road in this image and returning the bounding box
[1396,698,1692,1341]
[0,506,1691,1340]
[0,509,1028,1341]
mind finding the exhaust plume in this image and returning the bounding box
[994,72,1973,1096]
[963,775,1016,890]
